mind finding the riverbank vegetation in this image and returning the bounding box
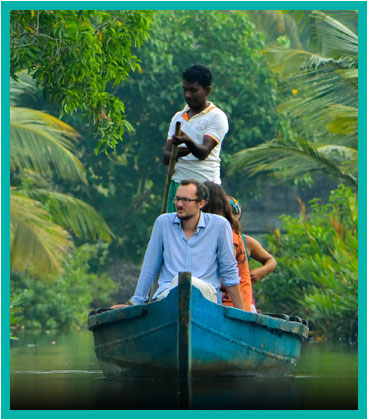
[9,9,359,341]
[255,185,358,341]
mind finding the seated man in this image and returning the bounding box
[119,179,245,309]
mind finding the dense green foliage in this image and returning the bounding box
[10,71,112,277]
[10,72,116,333]
[10,10,153,152]
[255,185,358,341]
[9,10,359,340]
[230,11,358,189]
[68,10,282,262]
[11,243,116,333]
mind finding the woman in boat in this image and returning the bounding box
[228,196,277,310]
[202,182,253,312]
[228,196,277,285]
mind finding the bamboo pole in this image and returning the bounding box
[161,121,181,214]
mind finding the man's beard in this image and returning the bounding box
[177,213,192,221]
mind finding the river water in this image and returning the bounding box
[10,331,358,411]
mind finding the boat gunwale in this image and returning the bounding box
[88,286,309,340]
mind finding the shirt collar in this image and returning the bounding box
[173,211,207,230]
[182,102,215,116]
[197,211,206,228]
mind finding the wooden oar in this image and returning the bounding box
[161,121,181,214]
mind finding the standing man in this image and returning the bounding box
[163,64,229,212]
[126,179,245,310]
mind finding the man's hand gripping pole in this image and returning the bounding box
[161,122,181,214]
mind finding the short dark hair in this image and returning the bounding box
[182,64,212,88]
[179,178,209,202]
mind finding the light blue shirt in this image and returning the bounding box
[131,212,240,304]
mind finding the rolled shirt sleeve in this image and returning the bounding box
[131,216,164,304]
[218,220,241,288]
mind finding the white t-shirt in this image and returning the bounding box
[167,102,229,184]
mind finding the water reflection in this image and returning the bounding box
[10,332,358,410]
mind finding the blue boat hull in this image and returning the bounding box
[88,276,308,378]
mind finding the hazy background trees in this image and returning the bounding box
[231,11,358,189]
[9,9,359,341]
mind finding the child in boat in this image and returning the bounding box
[202,182,253,312]
[228,196,277,311]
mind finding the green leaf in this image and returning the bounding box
[11,192,71,277]
[27,189,113,241]
[10,106,86,182]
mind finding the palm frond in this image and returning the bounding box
[263,47,356,81]
[337,68,358,79]
[284,10,358,58]
[244,10,303,48]
[341,158,358,174]
[10,70,39,106]
[10,106,86,182]
[278,92,358,142]
[263,47,327,79]
[308,10,358,57]
[26,189,113,241]
[271,56,357,142]
[11,168,53,189]
[10,192,72,277]
[316,144,358,162]
[228,139,357,189]
[323,105,358,137]
[236,11,359,189]
[285,65,357,105]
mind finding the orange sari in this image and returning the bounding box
[222,231,252,311]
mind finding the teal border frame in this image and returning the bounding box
[2,1,367,419]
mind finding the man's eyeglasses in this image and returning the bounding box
[173,196,200,204]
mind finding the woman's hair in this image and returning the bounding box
[202,182,242,234]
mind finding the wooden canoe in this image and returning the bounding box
[88,272,308,379]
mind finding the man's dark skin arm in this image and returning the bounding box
[163,132,217,165]
[163,138,191,164]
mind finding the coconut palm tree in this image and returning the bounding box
[229,10,358,189]
[244,10,304,49]
[10,71,112,277]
